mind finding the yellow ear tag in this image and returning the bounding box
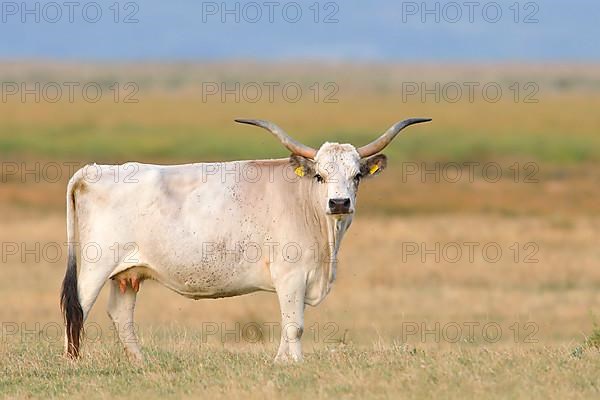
[294,166,305,177]
[369,164,379,175]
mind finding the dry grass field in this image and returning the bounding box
[1,63,600,398]
[2,210,600,398]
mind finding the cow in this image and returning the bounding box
[60,117,431,362]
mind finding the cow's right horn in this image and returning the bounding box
[235,119,317,159]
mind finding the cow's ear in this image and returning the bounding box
[360,154,387,178]
[289,154,315,178]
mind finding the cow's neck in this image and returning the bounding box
[325,215,352,263]
[304,193,353,305]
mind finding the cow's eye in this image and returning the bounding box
[314,174,324,183]
[354,173,362,183]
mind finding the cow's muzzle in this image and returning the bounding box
[328,198,352,215]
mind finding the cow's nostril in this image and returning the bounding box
[329,198,352,213]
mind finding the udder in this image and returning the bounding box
[111,266,156,293]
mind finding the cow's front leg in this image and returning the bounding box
[274,272,306,363]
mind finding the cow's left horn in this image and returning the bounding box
[357,118,432,158]
[235,119,317,159]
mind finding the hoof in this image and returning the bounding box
[126,350,144,365]
[274,354,302,364]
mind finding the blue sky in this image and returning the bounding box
[1,0,598,61]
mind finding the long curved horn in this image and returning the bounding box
[235,119,317,159]
[357,118,432,158]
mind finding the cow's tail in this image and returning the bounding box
[60,175,84,358]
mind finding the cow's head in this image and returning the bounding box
[235,118,431,216]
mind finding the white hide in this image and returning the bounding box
[67,143,362,362]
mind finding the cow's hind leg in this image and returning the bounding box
[107,278,143,363]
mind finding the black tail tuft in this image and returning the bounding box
[61,250,83,358]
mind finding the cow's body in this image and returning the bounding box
[73,159,345,306]
[61,118,430,363]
